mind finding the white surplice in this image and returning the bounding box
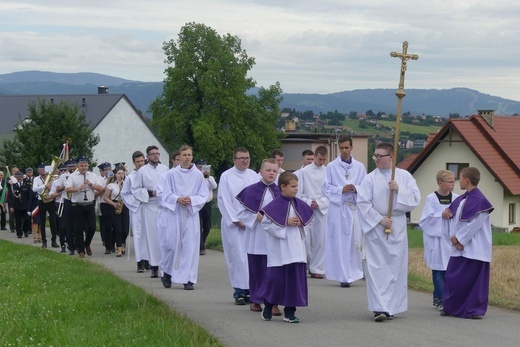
[419,192,459,270]
[130,163,169,267]
[121,170,142,262]
[357,168,421,315]
[157,165,208,284]
[217,166,259,289]
[300,162,329,275]
[321,156,366,283]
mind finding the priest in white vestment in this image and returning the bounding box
[130,146,169,278]
[157,146,208,290]
[357,143,420,322]
[217,148,259,303]
[321,136,366,286]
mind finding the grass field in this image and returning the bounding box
[339,119,441,137]
[0,240,223,347]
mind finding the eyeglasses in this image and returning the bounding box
[148,152,160,156]
[372,154,391,160]
[234,157,250,162]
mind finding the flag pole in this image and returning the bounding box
[385,41,419,238]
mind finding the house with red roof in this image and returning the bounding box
[400,110,520,231]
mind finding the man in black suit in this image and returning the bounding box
[7,171,31,238]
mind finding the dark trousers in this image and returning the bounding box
[0,204,6,229]
[72,203,96,253]
[63,200,75,250]
[199,201,212,250]
[107,204,130,247]
[55,202,67,247]
[100,203,112,249]
[39,200,57,243]
[9,210,15,231]
[14,209,30,236]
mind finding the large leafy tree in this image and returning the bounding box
[150,22,283,175]
[0,99,100,169]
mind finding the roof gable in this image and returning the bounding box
[404,115,520,195]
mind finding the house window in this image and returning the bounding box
[446,163,469,179]
[509,203,516,224]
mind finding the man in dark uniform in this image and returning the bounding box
[32,163,59,248]
[0,171,7,230]
[7,171,31,238]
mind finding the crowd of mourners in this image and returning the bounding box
[1,135,493,323]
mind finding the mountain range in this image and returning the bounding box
[1,71,519,117]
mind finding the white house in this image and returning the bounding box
[0,93,169,172]
[399,111,520,231]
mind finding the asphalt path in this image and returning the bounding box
[2,231,519,347]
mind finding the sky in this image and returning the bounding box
[1,0,519,101]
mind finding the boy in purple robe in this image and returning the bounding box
[441,167,493,319]
[259,171,314,323]
[236,158,280,313]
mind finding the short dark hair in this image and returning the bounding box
[271,149,284,158]
[338,135,352,146]
[146,145,158,155]
[278,171,298,187]
[170,150,180,161]
[132,151,145,162]
[460,167,480,186]
[301,149,314,157]
[233,147,249,158]
[376,142,394,154]
[314,145,328,157]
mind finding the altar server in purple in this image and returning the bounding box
[259,171,314,323]
[236,158,280,312]
[441,167,493,319]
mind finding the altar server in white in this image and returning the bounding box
[157,145,208,290]
[357,142,420,322]
[217,147,259,304]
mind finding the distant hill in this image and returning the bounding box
[1,71,519,117]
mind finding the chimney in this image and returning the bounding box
[477,109,494,129]
[97,85,109,94]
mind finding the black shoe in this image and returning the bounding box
[61,246,66,253]
[440,310,451,317]
[17,234,23,239]
[137,261,145,273]
[150,266,159,278]
[162,273,172,288]
[104,249,112,255]
[51,241,59,248]
[1,227,6,230]
[41,242,47,249]
[183,282,194,290]
[340,282,351,288]
[374,312,386,322]
[69,250,76,256]
[24,233,29,238]
[144,260,151,270]
[235,297,246,305]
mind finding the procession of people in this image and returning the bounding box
[2,137,494,323]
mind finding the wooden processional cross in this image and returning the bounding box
[384,41,418,236]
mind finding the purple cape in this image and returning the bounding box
[235,181,280,213]
[261,195,314,227]
[448,187,493,222]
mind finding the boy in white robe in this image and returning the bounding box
[217,147,259,304]
[419,170,458,309]
[157,145,208,290]
[357,143,420,322]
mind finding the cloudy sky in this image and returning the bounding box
[1,0,519,100]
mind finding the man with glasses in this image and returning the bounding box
[357,142,420,322]
[217,147,260,307]
[322,135,366,287]
[130,145,168,279]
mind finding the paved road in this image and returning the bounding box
[2,231,519,347]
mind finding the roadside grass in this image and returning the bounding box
[0,240,223,347]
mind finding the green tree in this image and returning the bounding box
[150,22,283,175]
[0,99,100,169]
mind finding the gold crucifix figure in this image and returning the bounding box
[390,41,419,92]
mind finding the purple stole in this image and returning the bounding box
[261,195,314,227]
[448,187,493,222]
[235,181,280,213]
